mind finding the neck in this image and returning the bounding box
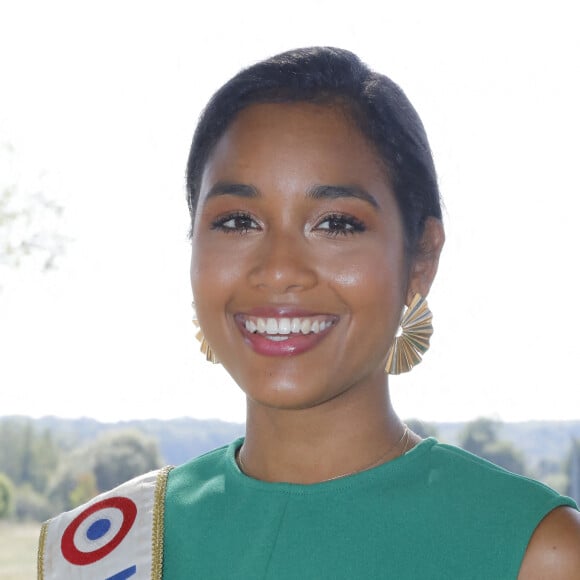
[241,382,412,484]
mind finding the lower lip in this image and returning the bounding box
[238,323,335,356]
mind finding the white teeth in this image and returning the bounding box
[265,335,289,342]
[266,318,278,334]
[244,316,334,335]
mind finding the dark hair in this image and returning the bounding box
[186,46,442,254]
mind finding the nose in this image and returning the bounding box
[248,231,317,294]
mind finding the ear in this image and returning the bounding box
[406,217,445,304]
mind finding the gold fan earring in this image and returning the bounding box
[385,293,433,375]
[191,302,219,364]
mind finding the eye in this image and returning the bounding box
[211,212,260,234]
[315,213,366,236]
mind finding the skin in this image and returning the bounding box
[518,507,580,579]
[190,101,580,575]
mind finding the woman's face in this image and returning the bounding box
[191,102,434,411]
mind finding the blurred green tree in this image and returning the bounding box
[93,430,163,492]
[45,429,163,514]
[0,419,61,493]
[0,472,15,518]
[458,418,527,475]
[69,472,99,508]
[14,483,54,521]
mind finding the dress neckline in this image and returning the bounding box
[226,436,438,494]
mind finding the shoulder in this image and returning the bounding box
[430,441,577,508]
[171,440,236,474]
[428,442,580,577]
[429,441,544,490]
[430,442,563,496]
[518,506,580,579]
[167,439,241,495]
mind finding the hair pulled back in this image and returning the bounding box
[186,47,442,254]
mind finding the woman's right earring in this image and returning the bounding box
[191,303,219,364]
[385,293,433,375]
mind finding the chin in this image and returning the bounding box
[237,370,342,412]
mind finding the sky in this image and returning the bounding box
[0,0,579,424]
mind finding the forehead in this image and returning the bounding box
[200,102,391,194]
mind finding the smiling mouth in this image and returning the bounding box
[241,316,337,341]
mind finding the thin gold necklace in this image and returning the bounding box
[237,425,410,483]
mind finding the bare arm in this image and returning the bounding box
[518,506,580,579]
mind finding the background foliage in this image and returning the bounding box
[0,143,66,280]
[0,415,579,522]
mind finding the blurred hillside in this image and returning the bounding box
[0,415,578,523]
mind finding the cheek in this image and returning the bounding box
[322,244,407,350]
[190,239,242,355]
[190,235,243,299]
[321,242,406,300]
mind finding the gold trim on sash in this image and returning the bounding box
[37,521,48,580]
[151,465,173,580]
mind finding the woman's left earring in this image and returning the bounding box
[385,293,433,375]
[191,302,219,364]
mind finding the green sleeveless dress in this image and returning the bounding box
[163,437,577,579]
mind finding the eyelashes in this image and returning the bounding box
[211,212,260,234]
[210,211,367,237]
[315,213,366,236]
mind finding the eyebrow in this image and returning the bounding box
[307,184,380,209]
[204,181,379,209]
[205,181,259,200]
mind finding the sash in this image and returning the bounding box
[38,466,172,580]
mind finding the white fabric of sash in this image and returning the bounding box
[39,468,163,580]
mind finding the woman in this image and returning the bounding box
[39,47,580,579]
